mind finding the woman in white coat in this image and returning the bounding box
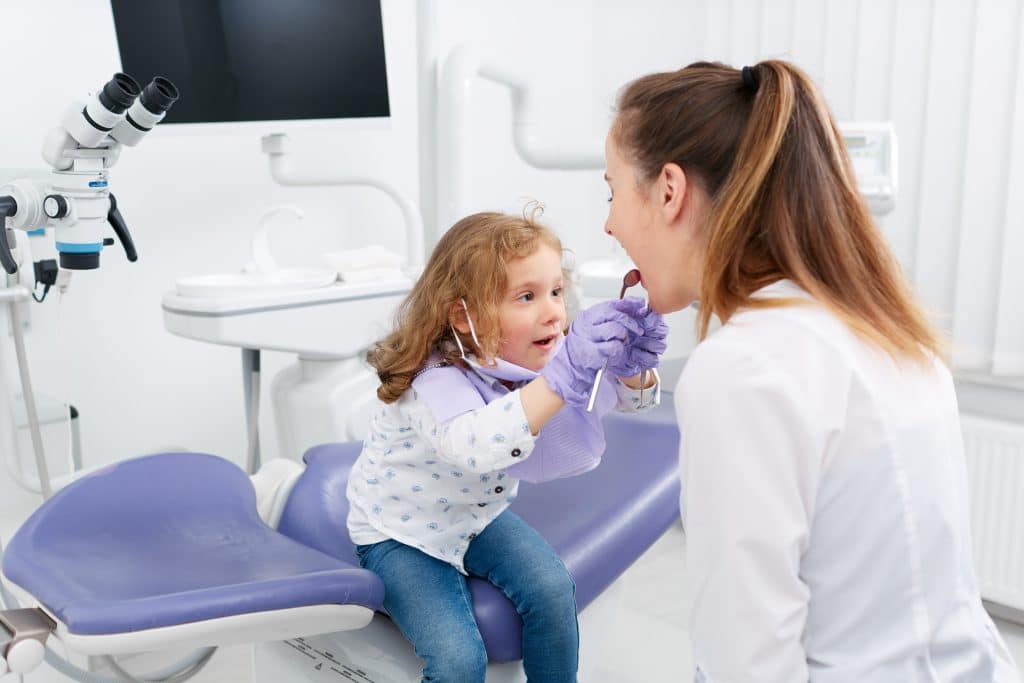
[602,59,1022,682]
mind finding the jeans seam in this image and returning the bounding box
[454,572,478,628]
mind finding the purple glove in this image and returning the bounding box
[605,297,669,376]
[630,301,669,371]
[540,300,643,406]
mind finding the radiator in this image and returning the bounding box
[961,414,1024,613]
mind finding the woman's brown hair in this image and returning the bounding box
[368,209,563,402]
[614,60,942,361]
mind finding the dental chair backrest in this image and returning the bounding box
[277,443,364,564]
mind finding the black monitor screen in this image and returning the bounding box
[110,0,390,124]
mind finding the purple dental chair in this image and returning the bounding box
[1,399,680,667]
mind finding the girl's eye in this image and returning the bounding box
[518,292,534,302]
[607,195,613,203]
[552,287,563,297]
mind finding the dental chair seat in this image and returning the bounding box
[277,398,682,662]
[1,452,383,654]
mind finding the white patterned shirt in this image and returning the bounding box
[346,357,657,574]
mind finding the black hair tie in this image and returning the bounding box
[741,65,759,93]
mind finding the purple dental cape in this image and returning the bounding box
[412,339,618,483]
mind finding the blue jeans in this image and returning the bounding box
[355,509,579,682]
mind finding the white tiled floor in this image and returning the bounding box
[3,509,1024,682]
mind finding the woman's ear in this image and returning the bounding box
[658,162,689,224]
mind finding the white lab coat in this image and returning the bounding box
[676,280,1021,682]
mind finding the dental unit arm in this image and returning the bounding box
[260,132,425,277]
[0,72,178,284]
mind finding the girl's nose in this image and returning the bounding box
[544,297,565,323]
[604,219,613,236]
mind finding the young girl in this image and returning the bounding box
[346,209,666,682]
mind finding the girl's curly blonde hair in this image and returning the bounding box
[368,208,563,403]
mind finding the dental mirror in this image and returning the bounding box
[587,268,644,412]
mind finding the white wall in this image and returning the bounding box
[0,0,1019,500]
[428,0,711,264]
[430,0,1024,385]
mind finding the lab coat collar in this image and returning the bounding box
[751,278,811,301]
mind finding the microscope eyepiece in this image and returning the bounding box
[98,73,141,114]
[139,77,179,115]
[106,75,178,146]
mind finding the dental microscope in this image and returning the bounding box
[0,72,178,287]
[0,72,177,500]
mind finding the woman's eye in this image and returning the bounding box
[552,287,563,297]
[607,195,613,203]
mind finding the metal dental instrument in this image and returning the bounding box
[586,269,642,413]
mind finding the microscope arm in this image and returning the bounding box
[106,193,137,262]
[0,196,19,275]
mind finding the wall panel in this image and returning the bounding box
[992,2,1024,377]
[913,0,976,340]
[952,0,1019,370]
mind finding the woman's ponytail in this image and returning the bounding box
[615,59,942,362]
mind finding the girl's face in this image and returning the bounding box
[603,133,707,313]
[496,244,567,371]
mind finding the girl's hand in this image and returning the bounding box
[605,297,669,375]
[630,303,669,371]
[539,301,642,406]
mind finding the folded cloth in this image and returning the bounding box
[323,245,403,273]
[337,267,406,283]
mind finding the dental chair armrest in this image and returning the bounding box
[0,607,54,676]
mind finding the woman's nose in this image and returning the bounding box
[604,219,613,236]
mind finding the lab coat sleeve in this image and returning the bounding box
[405,389,536,474]
[678,341,817,682]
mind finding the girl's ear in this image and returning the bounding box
[449,301,470,334]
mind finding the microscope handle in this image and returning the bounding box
[0,196,20,274]
[107,193,138,262]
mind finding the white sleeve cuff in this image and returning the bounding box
[613,368,661,412]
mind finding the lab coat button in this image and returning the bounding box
[495,486,504,493]
[511,448,522,457]
[477,502,487,507]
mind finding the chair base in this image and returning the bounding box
[253,563,634,682]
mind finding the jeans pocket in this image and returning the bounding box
[354,543,374,567]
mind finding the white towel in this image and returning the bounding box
[337,266,406,283]
[323,245,403,272]
[323,245,406,283]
